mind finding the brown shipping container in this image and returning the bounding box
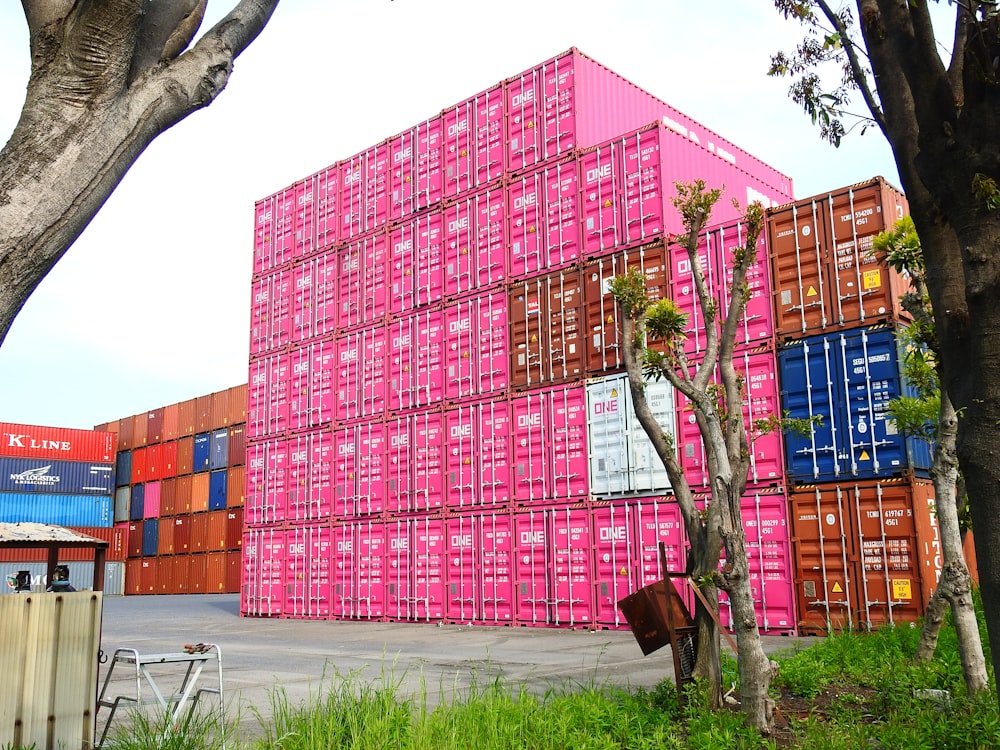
[163,403,180,441]
[191,473,210,513]
[581,241,669,373]
[206,552,228,593]
[769,176,911,339]
[225,508,244,549]
[175,474,194,514]
[176,436,194,475]
[189,553,208,592]
[125,558,143,595]
[117,415,135,451]
[156,558,173,593]
[161,478,177,517]
[127,521,143,558]
[226,466,246,508]
[790,477,940,636]
[140,558,156,593]
[196,395,213,432]
[178,398,198,436]
[145,409,164,445]
[173,515,191,554]
[173,554,191,593]
[211,389,230,430]
[228,384,248,426]
[226,550,242,594]
[158,517,176,556]
[190,512,209,552]
[228,425,247,467]
[509,268,584,388]
[132,412,148,448]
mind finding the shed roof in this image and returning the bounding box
[0,522,109,548]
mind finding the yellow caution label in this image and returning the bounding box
[619,567,628,576]
[611,388,619,397]
[832,581,843,593]
[530,335,538,342]
[859,450,870,461]
[604,199,613,207]
[806,285,818,297]
[892,579,912,599]
[863,269,882,290]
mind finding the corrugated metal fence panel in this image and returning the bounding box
[0,591,102,749]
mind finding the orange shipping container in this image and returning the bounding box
[178,399,198,436]
[228,384,248,426]
[132,412,148,448]
[190,512,209,552]
[226,466,246,508]
[117,415,134,451]
[196,395,213,433]
[175,474,194,514]
[191,473,210,513]
[189,553,208,592]
[790,477,941,635]
[172,554,191,593]
[176,436,194,475]
[768,176,912,339]
[125,558,143,595]
[158,517,176,556]
[155,557,173,594]
[206,552,228,592]
[206,510,229,552]
[161,478,177,517]
[163,403,180,441]
[211,389,230,430]
[509,268,584,388]
[139,558,156,593]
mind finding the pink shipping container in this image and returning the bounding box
[510,384,589,503]
[332,519,386,620]
[287,338,336,432]
[389,211,445,313]
[388,116,443,219]
[286,430,333,522]
[241,527,286,617]
[507,158,581,279]
[441,84,505,197]
[245,439,287,525]
[444,291,509,401]
[249,268,292,356]
[339,142,390,238]
[387,310,446,412]
[675,347,785,489]
[253,187,294,276]
[513,503,595,626]
[312,163,340,251]
[142,480,161,520]
[247,352,290,439]
[385,410,445,514]
[333,421,386,517]
[385,516,447,622]
[337,232,389,329]
[444,398,513,510]
[0,423,116,464]
[291,250,338,343]
[669,218,775,357]
[336,325,387,421]
[442,185,507,298]
[285,523,333,619]
[445,510,515,625]
[288,176,316,261]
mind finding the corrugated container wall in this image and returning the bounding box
[0,423,116,464]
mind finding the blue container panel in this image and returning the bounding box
[115,451,132,487]
[193,433,211,473]
[141,519,159,557]
[210,430,229,471]
[129,483,145,521]
[0,457,115,495]
[208,470,227,510]
[0,493,112,526]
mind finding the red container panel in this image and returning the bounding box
[249,269,292,356]
[332,519,386,620]
[444,398,513,510]
[130,447,148,484]
[333,421,386,517]
[507,158,581,279]
[288,338,336,432]
[285,430,333,522]
[388,116,443,219]
[442,84,505,197]
[0,423,116,464]
[285,524,332,619]
[445,510,515,625]
[337,232,389,329]
[385,410,445,514]
[514,504,595,626]
[389,211,445,314]
[241,527,286,617]
[245,439,287,525]
[509,269,584,388]
[444,291,509,401]
[339,142,390,239]
[336,325,387,421]
[385,516,447,622]
[387,310,446,412]
[247,352,290,440]
[291,250,338,343]
[442,185,507,298]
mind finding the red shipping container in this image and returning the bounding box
[389,211,445,314]
[285,523,333,618]
[226,465,245,509]
[333,421,386,517]
[245,439,287,526]
[247,352,290,440]
[145,409,164,445]
[445,510,515,625]
[173,515,191,554]
[509,269,584,389]
[130,446,148,484]
[144,443,163,481]
[132,413,148,448]
[116,417,134,451]
[139,558,157,594]
[226,550,242,594]
[228,425,246,467]
[189,511,209,553]
[337,232,389,330]
[388,116,443,219]
[513,503,595,627]
[441,84,505,197]
[160,441,178,479]
[674,347,785,489]
[250,268,293,356]
[510,384,589,503]
[0,525,128,563]
[507,158,581,279]
[385,516,446,622]
[385,410,445,514]
[285,430,333,522]
[288,338,336,432]
[291,250,338,343]
[339,142,390,239]
[162,404,180,441]
[0,422,116,464]
[176,436,194,475]
[332,519,386,620]
[580,242,669,373]
[160,478,176,517]
[444,291,509,401]
[444,398,513,510]
[127,522,143,558]
[442,185,507,298]
[386,310,446,412]
[253,186,295,276]
[225,508,243,550]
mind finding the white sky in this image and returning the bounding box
[0,1,953,430]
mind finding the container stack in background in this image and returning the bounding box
[0,422,126,593]
[95,385,246,596]
[242,47,803,631]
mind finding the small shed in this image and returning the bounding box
[0,522,109,591]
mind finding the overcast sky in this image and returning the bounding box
[0,2,953,431]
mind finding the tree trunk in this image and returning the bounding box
[915,589,949,662]
[687,528,722,706]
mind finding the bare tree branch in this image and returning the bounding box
[129,0,205,82]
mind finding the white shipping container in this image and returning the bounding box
[0,561,125,596]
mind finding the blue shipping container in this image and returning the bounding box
[129,482,145,521]
[193,432,211,473]
[0,457,114,496]
[210,430,229,470]
[778,325,934,483]
[208,470,227,511]
[115,450,132,487]
[141,518,159,557]
[0,492,112,526]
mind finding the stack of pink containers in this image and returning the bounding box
[243,48,797,633]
